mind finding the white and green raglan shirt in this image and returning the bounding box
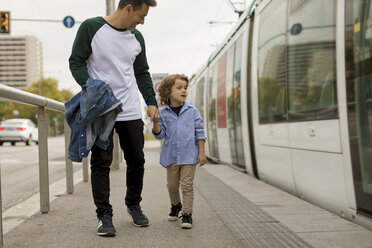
[69,17,157,121]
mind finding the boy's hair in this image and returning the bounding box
[118,0,157,10]
[158,74,189,106]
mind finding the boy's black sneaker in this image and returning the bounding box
[168,202,182,221]
[181,213,193,229]
[127,205,149,227]
[97,212,116,237]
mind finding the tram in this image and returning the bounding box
[187,0,372,229]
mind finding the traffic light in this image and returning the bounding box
[1,11,10,34]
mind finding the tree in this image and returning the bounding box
[0,77,74,135]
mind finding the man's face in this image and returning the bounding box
[128,3,149,30]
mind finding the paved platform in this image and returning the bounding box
[3,141,372,247]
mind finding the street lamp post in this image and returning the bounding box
[106,0,116,15]
[105,0,121,170]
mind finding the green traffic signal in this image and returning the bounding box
[1,11,10,34]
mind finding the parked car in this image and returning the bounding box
[0,118,38,146]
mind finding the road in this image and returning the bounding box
[0,136,82,211]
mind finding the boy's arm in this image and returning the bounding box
[194,108,206,141]
[197,140,207,166]
[152,116,165,140]
[194,108,207,166]
[152,121,161,135]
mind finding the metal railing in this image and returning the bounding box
[0,84,90,245]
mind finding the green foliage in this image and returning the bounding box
[0,77,74,135]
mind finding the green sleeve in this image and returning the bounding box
[69,17,104,86]
[133,29,158,107]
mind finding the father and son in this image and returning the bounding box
[67,0,207,237]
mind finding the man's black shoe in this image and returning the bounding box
[127,205,149,227]
[168,202,182,221]
[97,212,116,236]
[181,213,193,229]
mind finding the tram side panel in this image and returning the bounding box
[204,22,255,172]
[252,0,351,216]
[252,0,297,194]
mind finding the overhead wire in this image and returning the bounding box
[185,0,227,77]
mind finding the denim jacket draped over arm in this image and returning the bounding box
[65,77,122,162]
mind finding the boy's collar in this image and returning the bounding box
[165,102,192,111]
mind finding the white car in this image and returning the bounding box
[0,118,39,146]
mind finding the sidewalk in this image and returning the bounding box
[3,141,242,248]
[3,141,372,247]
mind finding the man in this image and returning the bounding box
[69,0,159,237]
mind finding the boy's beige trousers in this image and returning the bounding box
[166,164,197,214]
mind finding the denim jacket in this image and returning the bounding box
[65,77,122,162]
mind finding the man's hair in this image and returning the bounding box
[118,0,157,10]
[158,74,189,106]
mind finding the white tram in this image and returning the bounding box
[187,0,372,229]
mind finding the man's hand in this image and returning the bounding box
[147,105,159,122]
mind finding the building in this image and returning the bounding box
[151,73,168,103]
[0,35,42,89]
[142,73,168,138]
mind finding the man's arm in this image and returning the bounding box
[69,18,103,86]
[133,29,159,121]
[133,29,158,107]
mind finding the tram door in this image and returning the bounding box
[345,0,372,217]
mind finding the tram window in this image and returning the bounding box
[287,0,338,121]
[196,76,205,118]
[233,36,245,166]
[207,63,220,159]
[257,0,287,124]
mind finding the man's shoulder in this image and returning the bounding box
[81,17,105,28]
[131,28,142,36]
[131,29,144,42]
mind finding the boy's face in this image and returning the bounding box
[126,3,149,30]
[170,79,188,107]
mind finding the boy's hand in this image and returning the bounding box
[197,153,207,166]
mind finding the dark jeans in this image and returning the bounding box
[90,119,145,217]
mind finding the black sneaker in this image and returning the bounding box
[127,205,149,227]
[181,213,193,229]
[168,202,182,221]
[97,212,116,237]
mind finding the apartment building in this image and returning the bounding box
[0,35,42,89]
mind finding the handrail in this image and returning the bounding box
[0,84,64,112]
[0,84,89,246]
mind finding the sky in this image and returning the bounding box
[2,0,251,94]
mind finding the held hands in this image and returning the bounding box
[147,105,159,122]
[149,105,161,134]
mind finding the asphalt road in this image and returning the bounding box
[0,135,82,211]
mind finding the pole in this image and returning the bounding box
[0,161,3,247]
[106,0,121,171]
[64,119,73,194]
[106,0,116,15]
[38,107,50,213]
